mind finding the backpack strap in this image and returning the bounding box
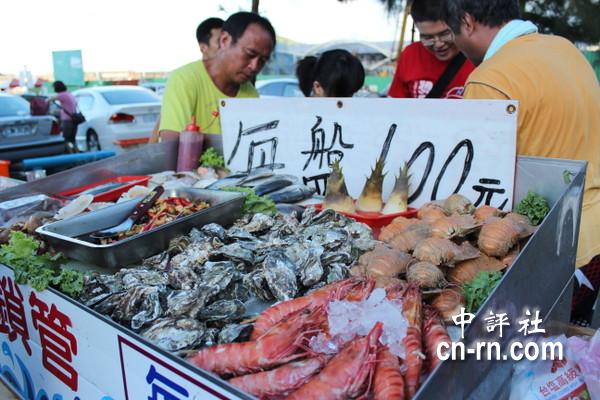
[426,53,467,99]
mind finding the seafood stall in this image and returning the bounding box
[0,97,589,399]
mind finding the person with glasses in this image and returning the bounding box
[441,0,600,325]
[388,0,475,99]
[158,12,275,139]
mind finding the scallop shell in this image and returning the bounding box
[54,194,93,220]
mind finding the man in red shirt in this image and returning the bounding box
[388,0,475,99]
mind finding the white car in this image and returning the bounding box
[255,78,303,98]
[73,86,161,152]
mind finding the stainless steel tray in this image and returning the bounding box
[36,188,245,269]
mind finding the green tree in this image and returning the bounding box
[340,0,600,45]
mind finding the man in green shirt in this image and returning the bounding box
[159,12,276,137]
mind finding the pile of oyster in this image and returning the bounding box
[77,208,376,354]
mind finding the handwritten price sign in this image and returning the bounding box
[220,98,518,209]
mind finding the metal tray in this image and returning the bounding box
[36,188,245,269]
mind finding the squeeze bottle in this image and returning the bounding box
[176,116,204,172]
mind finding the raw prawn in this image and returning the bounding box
[388,284,423,399]
[423,306,451,373]
[373,348,405,400]
[285,322,383,400]
[228,355,330,399]
[250,277,367,340]
[188,307,325,377]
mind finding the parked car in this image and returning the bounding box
[139,82,165,97]
[0,93,65,162]
[256,78,303,98]
[21,93,61,119]
[72,86,161,151]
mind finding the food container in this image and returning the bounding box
[313,203,418,239]
[55,175,151,202]
[37,188,245,269]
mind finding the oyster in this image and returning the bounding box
[166,285,220,318]
[226,227,257,241]
[263,252,298,301]
[167,235,192,256]
[299,246,325,287]
[118,269,168,289]
[201,328,221,347]
[110,285,164,331]
[218,323,254,344]
[321,251,354,267]
[243,213,275,233]
[170,241,212,269]
[326,263,350,283]
[141,318,206,352]
[211,243,255,265]
[201,223,227,242]
[243,270,274,301]
[198,261,238,291]
[143,252,170,271]
[78,274,124,307]
[198,299,246,322]
[310,228,349,251]
[167,267,200,290]
[216,280,251,303]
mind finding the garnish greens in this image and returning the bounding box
[0,231,84,296]
[463,271,503,313]
[515,191,550,225]
[221,186,277,215]
[199,147,226,168]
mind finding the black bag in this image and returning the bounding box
[69,111,86,125]
[53,100,86,125]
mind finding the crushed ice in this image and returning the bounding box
[309,288,408,358]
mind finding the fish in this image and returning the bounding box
[267,184,316,203]
[251,176,296,196]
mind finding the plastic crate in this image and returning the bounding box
[312,203,418,239]
[56,175,150,202]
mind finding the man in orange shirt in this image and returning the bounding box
[441,0,600,323]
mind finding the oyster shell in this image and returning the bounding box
[243,270,274,301]
[201,328,220,347]
[197,261,238,291]
[226,227,257,241]
[299,246,325,287]
[326,263,350,284]
[201,223,227,241]
[211,243,255,265]
[118,269,168,289]
[198,299,245,322]
[166,285,220,318]
[218,323,254,344]
[110,285,164,331]
[263,252,298,301]
[243,213,275,233]
[141,318,206,352]
[78,274,124,307]
[167,267,200,290]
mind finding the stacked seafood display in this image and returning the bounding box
[352,194,536,322]
[187,278,448,399]
[77,207,377,354]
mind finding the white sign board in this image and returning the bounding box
[0,265,247,400]
[220,98,518,209]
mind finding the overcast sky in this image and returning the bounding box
[1,0,404,76]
